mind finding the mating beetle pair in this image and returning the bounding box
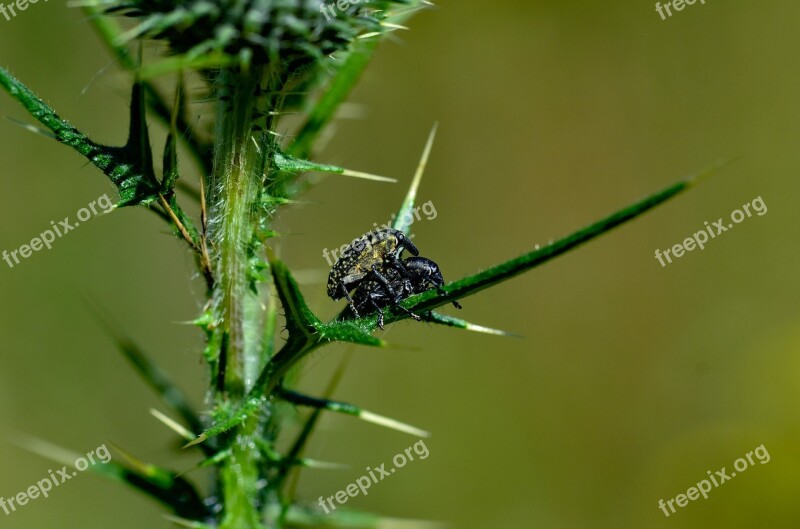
[326,228,461,328]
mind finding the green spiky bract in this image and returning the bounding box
[0,2,721,527]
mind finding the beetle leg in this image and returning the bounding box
[374,301,386,329]
[395,304,422,321]
[425,278,462,309]
[337,282,359,318]
[363,292,386,330]
[385,287,422,322]
[369,265,396,299]
[387,255,413,279]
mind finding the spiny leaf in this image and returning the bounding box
[277,352,354,506]
[81,4,212,177]
[278,389,430,438]
[125,71,158,193]
[111,443,177,486]
[160,76,182,194]
[86,304,209,452]
[316,320,386,347]
[324,162,726,333]
[264,252,384,371]
[100,319,204,439]
[374,164,726,325]
[0,67,160,206]
[9,435,209,520]
[267,248,323,340]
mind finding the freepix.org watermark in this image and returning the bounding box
[0,0,48,22]
[322,200,437,266]
[319,0,375,22]
[0,443,111,516]
[655,0,708,20]
[317,439,429,514]
[658,443,770,517]
[655,196,767,267]
[2,193,114,269]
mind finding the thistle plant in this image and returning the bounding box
[0,1,719,527]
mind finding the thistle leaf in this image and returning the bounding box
[9,435,209,520]
[81,5,213,176]
[0,67,161,206]
[160,76,182,194]
[276,352,354,503]
[378,164,727,324]
[266,248,323,340]
[101,322,204,438]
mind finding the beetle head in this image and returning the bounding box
[394,231,419,256]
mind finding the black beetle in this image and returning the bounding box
[350,256,462,329]
[326,228,419,316]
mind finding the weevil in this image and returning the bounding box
[350,256,462,329]
[326,228,419,316]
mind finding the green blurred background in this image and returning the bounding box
[1,1,799,527]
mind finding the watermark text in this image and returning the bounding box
[318,439,429,514]
[2,193,114,269]
[1,443,111,516]
[655,196,767,267]
[658,443,770,517]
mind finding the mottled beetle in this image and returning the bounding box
[326,228,420,317]
[350,256,463,329]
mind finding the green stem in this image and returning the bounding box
[209,67,269,398]
[219,415,264,529]
[207,66,275,529]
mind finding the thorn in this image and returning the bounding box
[358,410,430,438]
[150,409,194,441]
[380,22,409,30]
[340,169,397,183]
[183,434,207,449]
[4,117,56,139]
[687,157,738,187]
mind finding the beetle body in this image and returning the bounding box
[351,256,461,329]
[326,228,419,315]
